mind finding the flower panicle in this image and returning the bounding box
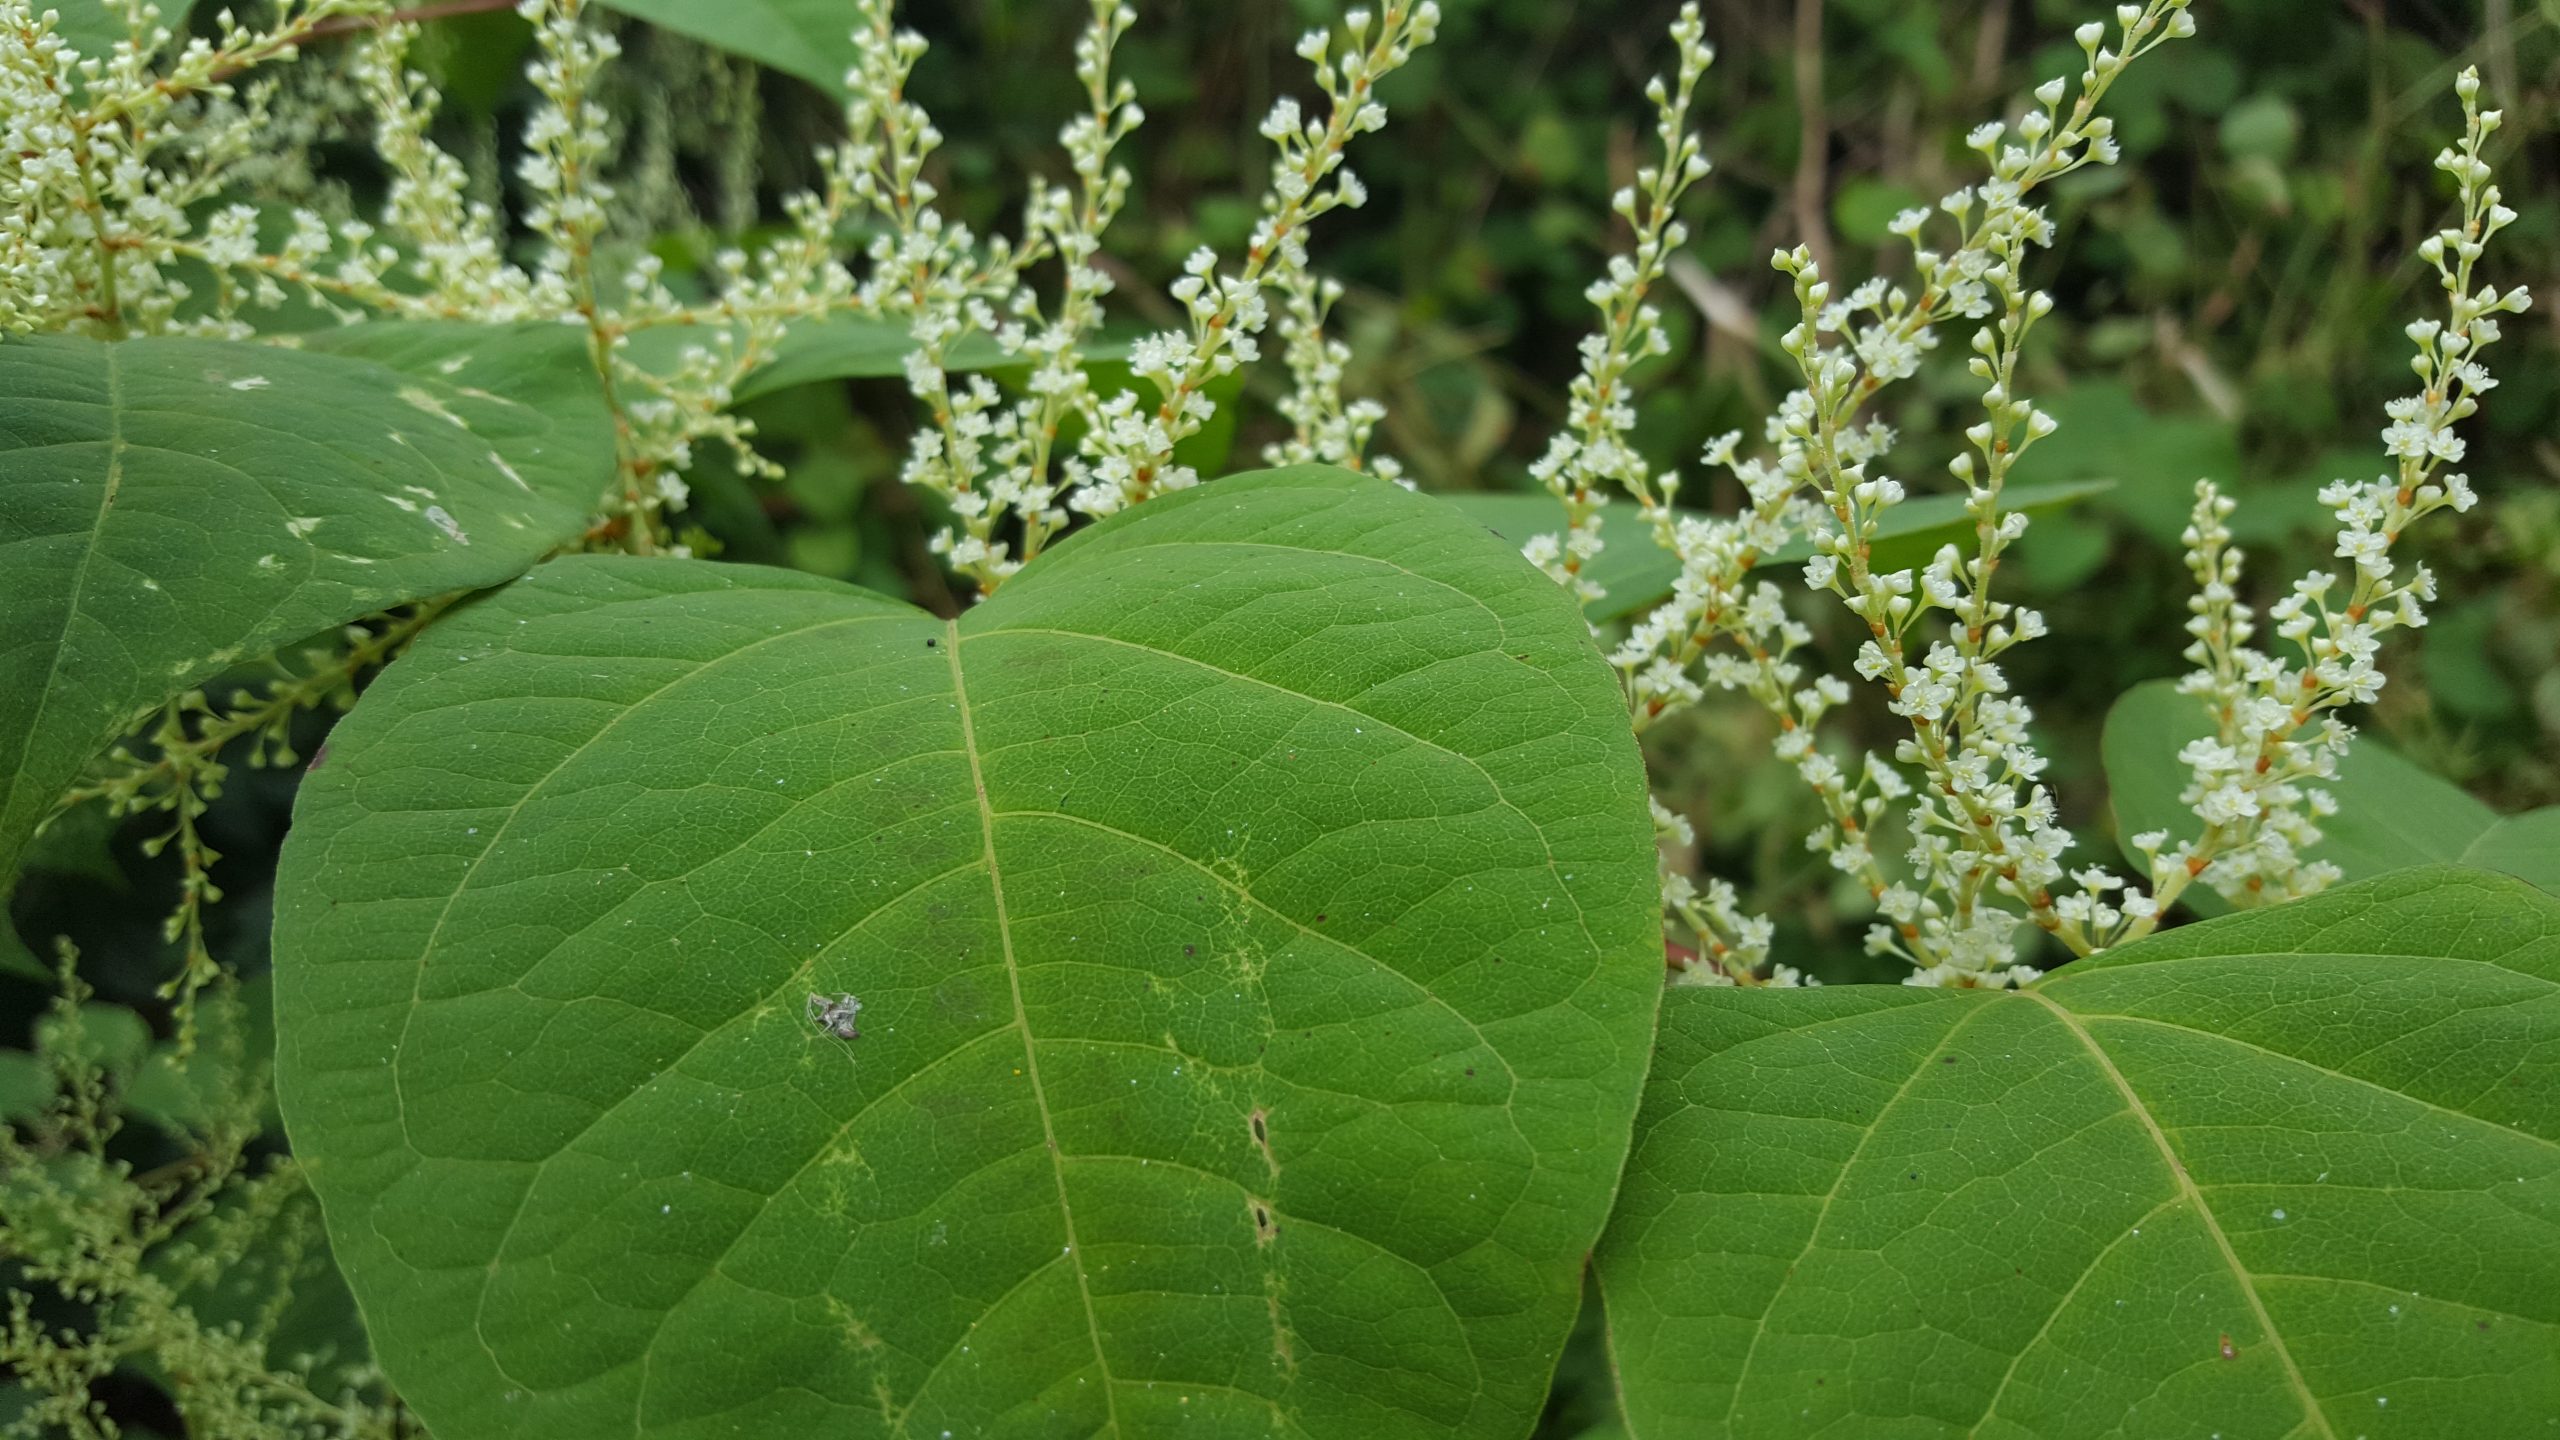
[1521,2,1715,609]
[1067,2,1440,523]
[2137,67,2528,930]
[1604,1,2192,988]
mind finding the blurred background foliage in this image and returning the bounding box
[5,1,2556,1434]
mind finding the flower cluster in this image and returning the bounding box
[852,2,1429,590]
[1519,3,1715,607]
[1586,1,2193,986]
[1067,2,1439,521]
[845,0,1125,592]
[0,0,390,337]
[2139,68,2529,924]
[1753,4,2197,984]
[1263,266,1405,485]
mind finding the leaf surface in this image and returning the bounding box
[594,0,855,96]
[1597,867,2560,1439]
[273,466,1663,1440]
[731,318,1011,403]
[0,328,612,888]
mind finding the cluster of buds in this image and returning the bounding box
[1071,3,1439,522]
[0,0,392,336]
[2135,67,2528,929]
[1263,268,1405,485]
[1520,3,1715,607]
[1587,1,2195,985]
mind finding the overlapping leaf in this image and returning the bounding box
[0,327,613,889]
[1596,867,2560,1439]
[595,0,856,96]
[273,466,1663,1439]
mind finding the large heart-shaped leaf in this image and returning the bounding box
[0,328,612,889]
[2103,678,2558,911]
[1445,479,2112,624]
[1596,866,2560,1439]
[272,466,1662,1439]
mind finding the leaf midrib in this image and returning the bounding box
[946,619,1122,1435]
[2025,991,2338,1440]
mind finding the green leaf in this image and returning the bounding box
[731,318,1011,403]
[0,1049,48,1122]
[594,0,856,96]
[43,0,199,74]
[0,927,45,985]
[124,975,280,1136]
[0,327,613,891]
[1597,867,2560,1439]
[2460,808,2560,893]
[20,801,127,891]
[2024,382,2238,545]
[2102,679,2556,909]
[274,466,1663,1439]
[1441,480,2113,623]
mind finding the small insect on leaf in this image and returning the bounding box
[806,992,862,1040]
[2219,1333,2237,1361]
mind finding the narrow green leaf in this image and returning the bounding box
[1598,866,2560,1439]
[594,0,855,96]
[1443,479,2113,624]
[0,928,45,985]
[0,328,613,890]
[274,466,1663,1439]
[0,1050,44,1122]
[2102,678,2553,909]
